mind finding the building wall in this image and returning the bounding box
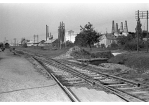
[99,35,116,48]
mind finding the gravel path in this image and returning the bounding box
[0,50,71,102]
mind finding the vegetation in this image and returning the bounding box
[74,22,101,50]
[0,43,4,48]
[65,40,74,47]
[21,38,28,48]
[108,51,149,70]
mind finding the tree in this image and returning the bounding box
[135,18,142,38]
[117,34,134,47]
[74,22,100,50]
[21,38,27,48]
[66,40,74,47]
[0,43,4,48]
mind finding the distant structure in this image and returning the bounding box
[114,23,119,36]
[98,20,129,48]
[65,30,77,43]
[112,20,115,34]
[120,22,123,33]
[58,21,65,49]
[112,20,129,36]
[123,21,129,36]
[46,25,49,41]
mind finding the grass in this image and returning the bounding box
[109,51,149,70]
[15,46,117,58]
[15,46,70,58]
[108,51,149,83]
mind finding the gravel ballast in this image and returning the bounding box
[0,50,71,102]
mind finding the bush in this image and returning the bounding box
[108,52,149,73]
[110,42,119,49]
[66,46,91,59]
[22,43,27,48]
[66,41,74,47]
[101,44,106,48]
[108,54,128,64]
[123,38,145,51]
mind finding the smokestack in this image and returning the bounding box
[112,20,115,33]
[115,23,119,34]
[46,25,47,41]
[124,20,128,33]
[120,22,123,33]
[47,25,49,38]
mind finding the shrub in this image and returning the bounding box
[66,46,91,59]
[101,44,106,48]
[123,38,145,51]
[108,54,128,64]
[111,42,118,48]
[22,43,27,48]
[108,52,149,73]
[66,41,74,47]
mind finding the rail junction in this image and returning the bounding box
[15,49,149,102]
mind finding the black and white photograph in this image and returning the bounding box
[0,0,149,102]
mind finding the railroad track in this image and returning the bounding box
[15,49,149,102]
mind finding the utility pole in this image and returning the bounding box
[135,10,149,52]
[34,35,35,48]
[147,10,148,52]
[46,25,47,41]
[58,21,65,49]
[37,35,38,47]
[137,10,139,53]
[14,38,16,46]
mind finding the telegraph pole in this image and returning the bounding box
[34,35,35,48]
[135,10,149,52]
[147,10,148,52]
[137,10,139,53]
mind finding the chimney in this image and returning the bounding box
[46,25,47,41]
[112,20,115,33]
[120,22,123,33]
[124,20,128,33]
[47,25,49,38]
[115,23,119,34]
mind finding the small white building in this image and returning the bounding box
[26,40,34,46]
[65,30,77,43]
[98,33,117,48]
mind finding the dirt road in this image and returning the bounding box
[0,49,71,102]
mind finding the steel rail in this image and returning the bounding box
[14,50,80,102]
[33,56,145,102]
[15,49,146,102]
[33,56,80,102]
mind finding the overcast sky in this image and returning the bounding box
[0,3,149,43]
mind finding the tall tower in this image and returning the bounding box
[46,25,47,41]
[111,20,115,34]
[115,23,119,34]
[120,22,123,33]
[58,21,65,49]
[46,25,49,41]
[124,20,128,33]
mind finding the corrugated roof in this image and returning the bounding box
[44,39,56,43]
